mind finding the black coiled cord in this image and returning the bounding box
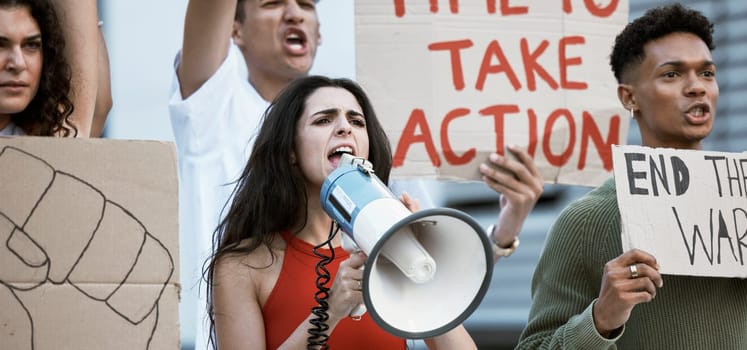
[307,222,339,349]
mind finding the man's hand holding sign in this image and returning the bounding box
[613,145,747,278]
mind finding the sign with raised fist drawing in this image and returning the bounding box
[0,137,179,349]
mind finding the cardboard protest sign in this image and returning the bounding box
[0,137,179,349]
[613,145,747,278]
[356,0,630,186]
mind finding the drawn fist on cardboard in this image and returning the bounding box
[0,147,174,349]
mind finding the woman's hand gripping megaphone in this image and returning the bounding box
[336,192,422,320]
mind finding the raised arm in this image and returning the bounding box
[51,0,99,137]
[90,25,112,138]
[478,145,544,262]
[177,0,236,99]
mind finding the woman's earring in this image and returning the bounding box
[629,108,636,119]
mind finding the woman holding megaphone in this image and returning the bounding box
[205,75,543,349]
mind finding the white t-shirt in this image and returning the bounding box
[168,45,269,350]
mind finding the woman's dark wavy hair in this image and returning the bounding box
[610,3,715,83]
[4,0,75,136]
[204,75,392,348]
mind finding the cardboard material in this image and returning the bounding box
[356,0,630,186]
[613,145,747,278]
[0,136,179,349]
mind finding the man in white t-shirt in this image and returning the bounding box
[168,1,321,349]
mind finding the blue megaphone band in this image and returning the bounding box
[320,158,394,240]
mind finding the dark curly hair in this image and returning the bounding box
[4,0,75,136]
[610,3,715,83]
[204,75,391,349]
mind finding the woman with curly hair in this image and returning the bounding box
[0,0,108,137]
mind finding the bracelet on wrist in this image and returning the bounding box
[486,224,520,257]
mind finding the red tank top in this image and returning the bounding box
[262,231,405,349]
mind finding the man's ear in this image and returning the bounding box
[231,21,243,46]
[617,84,637,111]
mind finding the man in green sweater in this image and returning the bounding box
[516,4,747,349]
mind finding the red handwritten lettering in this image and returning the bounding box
[526,108,538,157]
[520,38,559,91]
[441,108,476,165]
[578,111,620,170]
[559,36,587,90]
[393,109,441,167]
[393,106,619,172]
[563,0,619,17]
[476,40,521,91]
[431,36,588,92]
[478,104,520,156]
[486,0,529,15]
[542,109,576,167]
[393,0,459,17]
[428,39,474,91]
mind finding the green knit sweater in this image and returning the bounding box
[516,178,747,349]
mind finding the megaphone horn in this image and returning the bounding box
[321,154,493,339]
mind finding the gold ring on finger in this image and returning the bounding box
[629,264,639,279]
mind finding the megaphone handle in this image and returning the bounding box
[349,266,367,320]
[340,232,359,252]
[340,234,368,320]
[350,303,366,320]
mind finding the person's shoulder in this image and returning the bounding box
[562,178,618,217]
[550,178,619,234]
[213,236,285,282]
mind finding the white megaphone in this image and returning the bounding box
[320,154,493,339]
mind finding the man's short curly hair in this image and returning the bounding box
[610,3,715,83]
